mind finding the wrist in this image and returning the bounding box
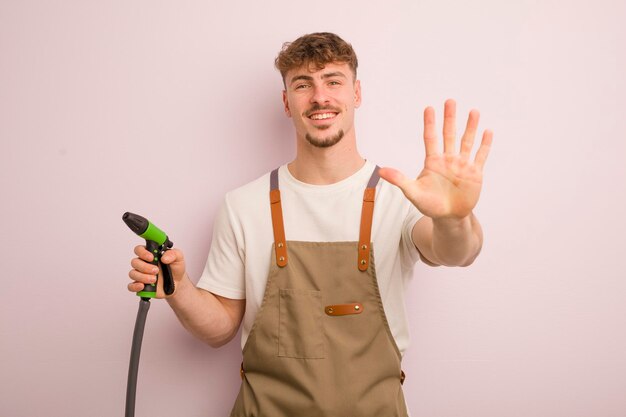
[166,273,192,303]
[430,212,482,266]
[431,213,473,233]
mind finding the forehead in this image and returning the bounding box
[285,62,355,84]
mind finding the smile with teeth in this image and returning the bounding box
[309,112,337,120]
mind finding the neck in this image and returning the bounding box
[288,131,365,185]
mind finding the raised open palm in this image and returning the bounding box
[379,99,493,220]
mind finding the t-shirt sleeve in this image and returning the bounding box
[196,194,246,299]
[400,202,423,267]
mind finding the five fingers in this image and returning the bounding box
[425,99,492,169]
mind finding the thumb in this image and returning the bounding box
[159,248,186,284]
[378,167,410,190]
[160,248,185,265]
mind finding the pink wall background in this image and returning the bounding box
[2,0,625,416]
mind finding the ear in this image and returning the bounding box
[354,80,362,109]
[282,90,291,117]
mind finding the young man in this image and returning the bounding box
[128,32,492,416]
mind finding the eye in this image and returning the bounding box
[294,83,310,90]
[328,80,341,86]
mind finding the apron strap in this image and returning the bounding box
[270,169,288,267]
[358,166,381,271]
[270,165,380,270]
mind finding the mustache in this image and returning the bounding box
[305,104,341,117]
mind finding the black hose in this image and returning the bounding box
[125,299,151,417]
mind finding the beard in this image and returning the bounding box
[303,103,344,148]
[305,129,345,148]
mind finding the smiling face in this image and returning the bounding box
[282,62,361,148]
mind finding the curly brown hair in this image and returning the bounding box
[275,32,358,85]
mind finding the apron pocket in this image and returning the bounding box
[278,288,325,359]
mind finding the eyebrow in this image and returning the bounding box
[289,71,348,85]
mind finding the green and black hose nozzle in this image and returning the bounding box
[122,212,174,417]
[123,211,175,298]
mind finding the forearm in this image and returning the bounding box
[413,213,483,267]
[166,275,241,348]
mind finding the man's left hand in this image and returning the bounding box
[379,99,493,220]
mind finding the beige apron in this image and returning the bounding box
[230,167,408,417]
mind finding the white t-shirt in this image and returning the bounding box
[197,160,423,355]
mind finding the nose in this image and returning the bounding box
[310,85,330,105]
